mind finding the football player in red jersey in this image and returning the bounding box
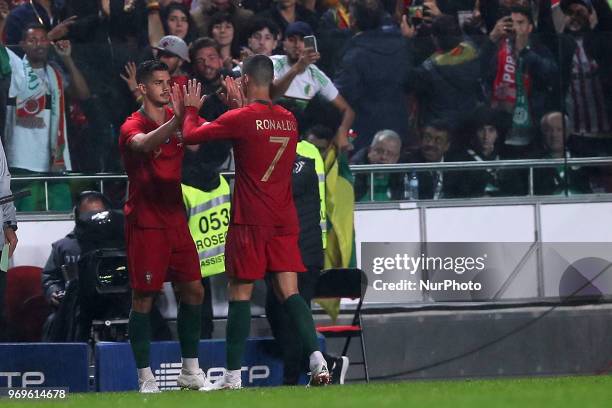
[118,60,212,393]
[173,55,331,389]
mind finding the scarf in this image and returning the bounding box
[0,47,11,79]
[491,39,532,112]
[492,39,533,145]
[7,50,69,171]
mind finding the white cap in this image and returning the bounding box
[154,35,190,62]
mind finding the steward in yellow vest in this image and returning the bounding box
[181,175,230,277]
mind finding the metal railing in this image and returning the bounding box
[350,157,612,200]
[11,157,612,211]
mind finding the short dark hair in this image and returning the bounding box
[136,60,169,84]
[306,124,335,141]
[423,119,453,141]
[432,15,463,52]
[189,37,221,62]
[350,0,384,32]
[208,11,233,35]
[242,54,273,86]
[21,23,47,41]
[245,17,280,40]
[510,6,534,24]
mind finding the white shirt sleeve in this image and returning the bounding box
[311,65,339,101]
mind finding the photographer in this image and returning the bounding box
[41,191,116,341]
[42,191,170,342]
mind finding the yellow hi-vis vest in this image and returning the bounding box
[181,175,231,277]
[296,140,327,249]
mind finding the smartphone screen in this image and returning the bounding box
[408,6,424,25]
[303,35,318,53]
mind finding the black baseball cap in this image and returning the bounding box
[285,21,313,38]
[560,0,593,13]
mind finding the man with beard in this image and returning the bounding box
[121,35,191,104]
[182,37,232,339]
[271,22,354,151]
[2,23,90,211]
[558,0,612,156]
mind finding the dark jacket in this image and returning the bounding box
[556,31,612,123]
[405,41,482,127]
[41,232,82,302]
[317,8,353,77]
[182,82,232,192]
[257,4,319,37]
[480,37,558,125]
[293,154,323,268]
[444,148,528,198]
[533,154,592,196]
[335,27,410,151]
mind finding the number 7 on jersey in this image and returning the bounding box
[261,136,290,182]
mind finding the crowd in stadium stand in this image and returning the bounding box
[1,0,612,207]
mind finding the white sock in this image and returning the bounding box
[137,367,155,382]
[309,351,326,370]
[182,358,200,374]
[225,369,242,381]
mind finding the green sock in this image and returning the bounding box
[283,294,319,356]
[226,301,251,370]
[129,311,151,369]
[177,302,202,359]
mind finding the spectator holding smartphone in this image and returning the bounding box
[481,6,557,157]
[271,22,354,151]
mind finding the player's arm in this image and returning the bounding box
[128,116,180,153]
[180,79,238,145]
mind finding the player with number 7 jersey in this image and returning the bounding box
[183,101,300,230]
[179,56,330,389]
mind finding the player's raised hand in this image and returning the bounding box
[170,83,184,121]
[219,76,245,109]
[183,79,206,110]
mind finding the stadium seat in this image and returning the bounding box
[314,268,369,382]
[4,265,50,341]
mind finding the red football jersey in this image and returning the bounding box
[119,108,189,228]
[183,102,299,229]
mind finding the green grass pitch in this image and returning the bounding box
[4,376,612,408]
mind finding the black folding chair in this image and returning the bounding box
[314,268,369,382]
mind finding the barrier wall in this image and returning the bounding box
[96,338,285,391]
[0,343,89,391]
[0,337,325,392]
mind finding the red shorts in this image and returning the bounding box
[126,222,201,292]
[225,224,306,281]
